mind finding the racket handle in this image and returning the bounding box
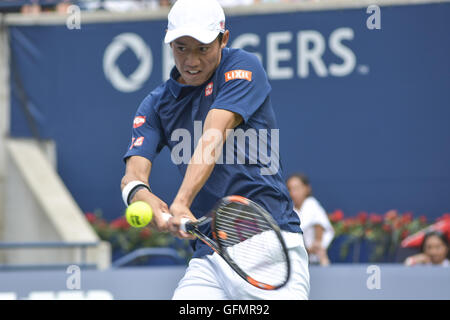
[161,212,172,222]
[161,212,191,233]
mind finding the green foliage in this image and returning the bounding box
[328,210,430,262]
[85,210,192,262]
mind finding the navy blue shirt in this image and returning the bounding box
[124,47,301,258]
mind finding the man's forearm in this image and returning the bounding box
[174,163,216,207]
[173,108,241,209]
[314,224,325,242]
[173,132,222,207]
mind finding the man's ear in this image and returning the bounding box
[221,30,230,49]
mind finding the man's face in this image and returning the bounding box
[171,31,229,86]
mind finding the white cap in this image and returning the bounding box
[164,0,226,45]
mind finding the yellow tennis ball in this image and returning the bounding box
[125,201,153,228]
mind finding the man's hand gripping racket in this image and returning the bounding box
[163,195,291,290]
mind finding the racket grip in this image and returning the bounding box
[161,212,172,222]
[161,212,191,233]
[180,218,190,233]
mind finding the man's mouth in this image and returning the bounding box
[186,70,201,75]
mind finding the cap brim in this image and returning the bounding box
[164,27,220,44]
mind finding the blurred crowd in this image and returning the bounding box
[0,0,313,14]
[286,173,450,267]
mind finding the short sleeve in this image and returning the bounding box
[123,95,165,163]
[301,197,335,248]
[211,51,271,124]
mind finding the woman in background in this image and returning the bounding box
[286,173,334,266]
[404,231,449,267]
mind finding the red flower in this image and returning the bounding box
[329,210,344,223]
[343,218,357,228]
[111,217,130,231]
[357,212,368,224]
[401,212,413,224]
[140,228,152,239]
[85,212,97,223]
[382,224,391,232]
[393,218,403,230]
[436,213,450,222]
[369,213,383,224]
[385,210,398,221]
[419,215,427,224]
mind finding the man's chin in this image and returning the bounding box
[179,71,211,86]
[184,78,208,87]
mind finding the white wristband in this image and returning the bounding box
[122,180,151,206]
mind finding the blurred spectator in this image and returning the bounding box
[102,0,145,12]
[217,0,254,7]
[78,0,172,12]
[404,231,449,267]
[55,0,72,13]
[21,0,42,14]
[159,0,171,7]
[18,1,74,15]
[286,173,334,266]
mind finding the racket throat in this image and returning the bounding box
[246,276,276,290]
[195,233,220,254]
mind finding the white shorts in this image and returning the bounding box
[172,232,310,300]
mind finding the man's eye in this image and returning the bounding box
[200,47,209,52]
[178,47,185,52]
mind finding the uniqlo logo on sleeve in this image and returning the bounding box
[134,136,144,147]
[133,116,146,128]
[224,70,252,82]
[205,82,213,96]
[129,136,144,150]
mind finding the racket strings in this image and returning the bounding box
[214,203,289,287]
[227,231,288,285]
[217,206,270,223]
[215,215,269,240]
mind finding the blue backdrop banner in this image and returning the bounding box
[9,3,450,220]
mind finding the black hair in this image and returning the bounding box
[286,173,310,186]
[217,32,224,44]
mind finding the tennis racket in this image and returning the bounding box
[162,195,291,290]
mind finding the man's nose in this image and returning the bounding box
[185,52,200,68]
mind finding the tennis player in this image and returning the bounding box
[120,0,309,299]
